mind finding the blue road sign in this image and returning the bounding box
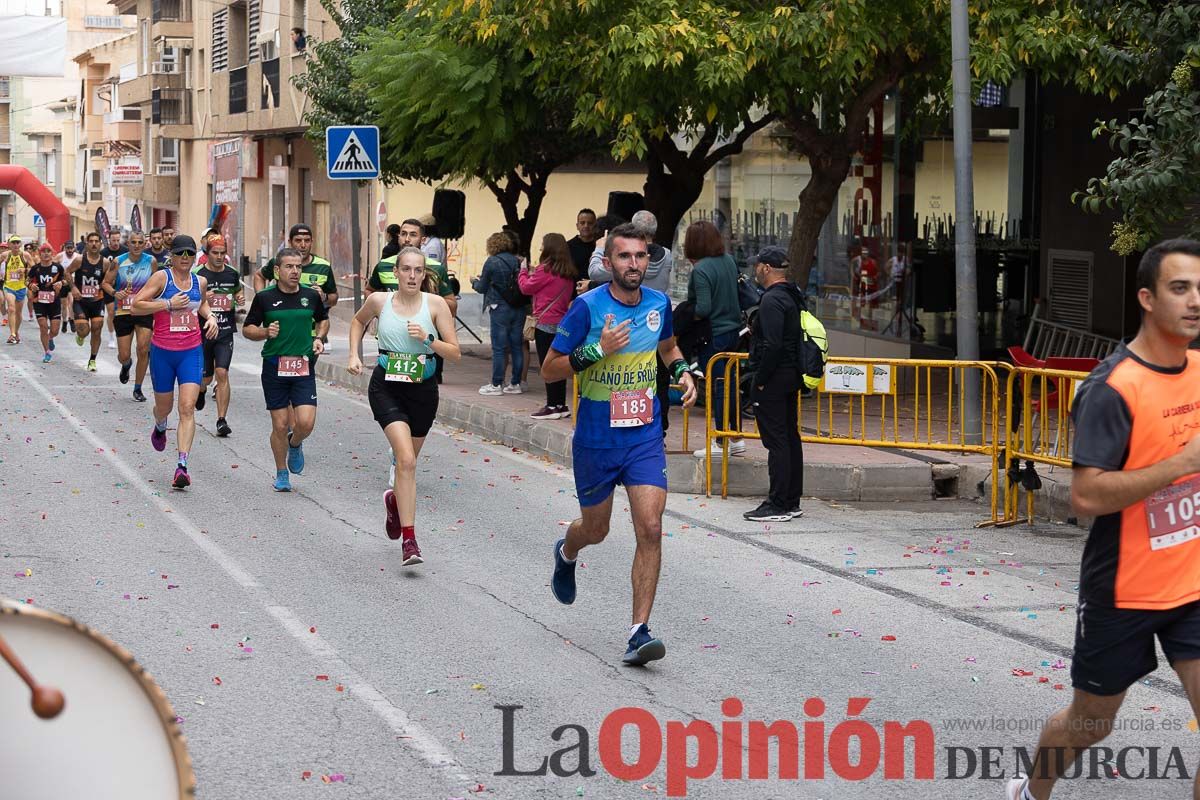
[32,213,44,228]
[326,125,380,180]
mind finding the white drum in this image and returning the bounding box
[0,598,195,799]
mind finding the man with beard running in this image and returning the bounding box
[103,231,159,401]
[243,248,328,492]
[195,236,242,436]
[348,247,461,565]
[542,223,697,666]
[66,232,109,371]
[130,234,219,489]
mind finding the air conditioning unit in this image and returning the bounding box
[258,40,278,61]
[151,61,179,74]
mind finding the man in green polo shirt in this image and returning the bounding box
[366,217,457,316]
[243,247,329,493]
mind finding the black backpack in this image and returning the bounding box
[495,255,529,307]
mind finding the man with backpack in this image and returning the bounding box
[743,247,827,522]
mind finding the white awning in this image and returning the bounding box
[0,17,65,77]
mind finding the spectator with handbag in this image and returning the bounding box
[472,232,527,395]
[520,233,577,419]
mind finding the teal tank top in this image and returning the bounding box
[376,292,438,381]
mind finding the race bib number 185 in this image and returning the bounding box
[610,388,654,428]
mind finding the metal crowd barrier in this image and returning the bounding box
[571,376,693,454]
[997,365,1091,525]
[703,353,1006,525]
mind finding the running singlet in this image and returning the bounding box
[243,286,328,360]
[552,284,673,449]
[73,254,106,299]
[114,253,157,315]
[376,292,437,382]
[196,266,239,336]
[1073,344,1200,609]
[151,270,203,350]
[2,252,26,291]
[27,264,63,304]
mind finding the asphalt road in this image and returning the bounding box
[1,335,1198,799]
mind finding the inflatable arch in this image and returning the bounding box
[0,165,70,249]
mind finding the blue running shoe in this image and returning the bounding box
[287,437,304,474]
[551,538,576,605]
[42,352,51,363]
[622,624,666,666]
[48,338,54,352]
[273,470,292,492]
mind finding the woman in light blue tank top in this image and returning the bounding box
[346,247,462,565]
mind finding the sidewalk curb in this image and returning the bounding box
[315,359,947,501]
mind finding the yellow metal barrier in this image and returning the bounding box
[703,353,1006,525]
[572,375,692,453]
[997,365,1091,526]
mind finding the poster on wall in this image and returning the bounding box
[209,139,242,268]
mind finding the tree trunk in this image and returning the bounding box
[487,169,550,259]
[642,150,707,247]
[787,150,851,289]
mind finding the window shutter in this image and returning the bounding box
[248,0,261,62]
[1046,249,1093,331]
[212,8,229,71]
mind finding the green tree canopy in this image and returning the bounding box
[1071,1,1200,253]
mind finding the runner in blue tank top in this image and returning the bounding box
[542,223,697,666]
[348,247,461,565]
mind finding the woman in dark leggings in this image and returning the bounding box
[519,232,577,419]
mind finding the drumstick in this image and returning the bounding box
[0,632,65,719]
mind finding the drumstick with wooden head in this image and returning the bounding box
[0,632,65,719]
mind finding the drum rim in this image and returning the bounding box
[1,598,197,798]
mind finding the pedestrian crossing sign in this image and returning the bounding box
[325,125,380,180]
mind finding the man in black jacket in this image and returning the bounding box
[744,247,805,522]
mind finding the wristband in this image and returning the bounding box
[669,358,688,382]
[568,342,605,373]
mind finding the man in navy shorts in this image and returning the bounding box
[542,223,696,666]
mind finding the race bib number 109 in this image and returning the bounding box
[1145,476,1200,550]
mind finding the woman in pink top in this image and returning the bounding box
[519,232,576,419]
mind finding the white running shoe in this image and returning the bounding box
[692,439,746,458]
[107,339,116,349]
[478,383,503,395]
[1005,776,1029,800]
[502,383,524,394]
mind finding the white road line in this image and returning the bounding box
[1,354,474,788]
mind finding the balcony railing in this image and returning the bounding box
[151,0,190,22]
[157,162,179,176]
[228,66,247,115]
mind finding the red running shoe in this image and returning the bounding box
[383,490,402,540]
[401,537,423,566]
[173,466,190,489]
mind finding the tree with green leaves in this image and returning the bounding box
[388,0,772,248]
[1071,1,1200,254]
[431,1,1129,286]
[296,0,605,255]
